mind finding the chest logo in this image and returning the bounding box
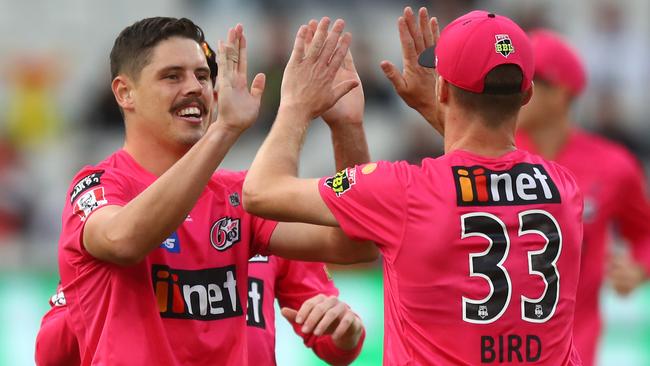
[210,217,241,251]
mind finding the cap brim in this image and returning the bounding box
[418,46,436,69]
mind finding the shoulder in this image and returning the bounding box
[573,129,640,167]
[211,169,248,191]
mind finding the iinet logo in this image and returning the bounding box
[452,163,561,206]
[153,264,243,320]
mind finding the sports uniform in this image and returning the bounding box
[34,285,80,366]
[319,150,584,365]
[58,150,276,365]
[247,255,363,365]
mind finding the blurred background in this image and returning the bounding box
[0,0,649,364]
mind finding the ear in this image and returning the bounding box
[521,83,534,106]
[112,76,135,111]
[437,75,449,104]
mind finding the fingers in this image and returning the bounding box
[319,19,346,65]
[306,17,331,60]
[380,60,406,91]
[420,8,434,48]
[398,16,419,65]
[327,31,352,71]
[237,25,248,75]
[430,16,440,45]
[250,73,266,99]
[305,19,318,47]
[295,294,325,325]
[332,79,360,103]
[313,301,348,336]
[289,25,309,63]
[332,311,360,340]
[281,307,298,322]
[403,7,425,53]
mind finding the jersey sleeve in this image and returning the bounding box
[318,161,410,251]
[612,153,650,273]
[63,168,133,254]
[275,258,363,365]
[249,215,279,257]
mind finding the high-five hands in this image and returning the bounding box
[280,17,359,121]
[282,294,364,351]
[381,7,439,123]
[215,24,266,133]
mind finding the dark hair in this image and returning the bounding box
[450,64,526,126]
[110,17,217,85]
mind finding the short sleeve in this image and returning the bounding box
[318,161,410,248]
[249,215,279,257]
[62,168,132,253]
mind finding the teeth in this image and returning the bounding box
[178,107,201,117]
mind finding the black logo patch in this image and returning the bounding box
[324,167,356,197]
[153,264,243,320]
[494,34,514,58]
[210,217,241,251]
[246,277,266,329]
[452,163,561,206]
[229,192,240,207]
[70,171,104,204]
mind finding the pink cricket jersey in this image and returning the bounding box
[246,256,362,365]
[319,149,584,365]
[58,150,277,365]
[517,129,650,366]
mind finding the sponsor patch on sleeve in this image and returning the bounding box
[73,187,108,221]
[70,171,104,204]
[324,167,356,197]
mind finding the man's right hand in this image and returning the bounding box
[380,7,439,124]
[214,24,266,134]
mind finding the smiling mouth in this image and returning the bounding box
[175,106,204,123]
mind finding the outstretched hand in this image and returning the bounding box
[282,294,364,350]
[280,17,359,121]
[380,7,439,122]
[214,24,266,133]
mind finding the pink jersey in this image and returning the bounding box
[319,149,584,365]
[517,129,650,366]
[35,285,80,366]
[58,150,277,365]
[246,255,362,365]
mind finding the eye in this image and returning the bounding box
[164,74,179,81]
[197,73,210,83]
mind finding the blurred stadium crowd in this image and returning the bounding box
[0,0,649,364]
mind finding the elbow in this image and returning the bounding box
[101,231,147,266]
[241,180,264,216]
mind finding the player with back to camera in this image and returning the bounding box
[38,16,375,365]
[243,7,584,365]
[516,29,650,366]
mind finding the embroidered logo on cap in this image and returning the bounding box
[495,34,515,58]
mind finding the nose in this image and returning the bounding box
[182,73,203,96]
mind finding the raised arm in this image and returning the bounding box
[380,6,440,125]
[243,18,358,226]
[84,26,265,265]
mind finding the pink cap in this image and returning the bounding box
[529,29,586,96]
[420,11,533,93]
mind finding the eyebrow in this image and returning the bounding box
[157,65,211,76]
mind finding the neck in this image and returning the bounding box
[443,109,517,158]
[521,115,572,160]
[123,128,189,177]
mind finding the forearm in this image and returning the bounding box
[329,123,370,171]
[88,123,241,264]
[244,105,311,217]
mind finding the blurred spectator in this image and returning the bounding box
[0,140,32,242]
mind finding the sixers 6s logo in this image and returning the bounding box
[210,217,241,251]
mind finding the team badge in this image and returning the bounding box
[70,171,104,204]
[494,34,514,58]
[325,167,356,197]
[229,192,240,207]
[210,217,241,251]
[160,232,180,253]
[73,187,108,221]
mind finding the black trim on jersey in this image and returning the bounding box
[70,171,104,204]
